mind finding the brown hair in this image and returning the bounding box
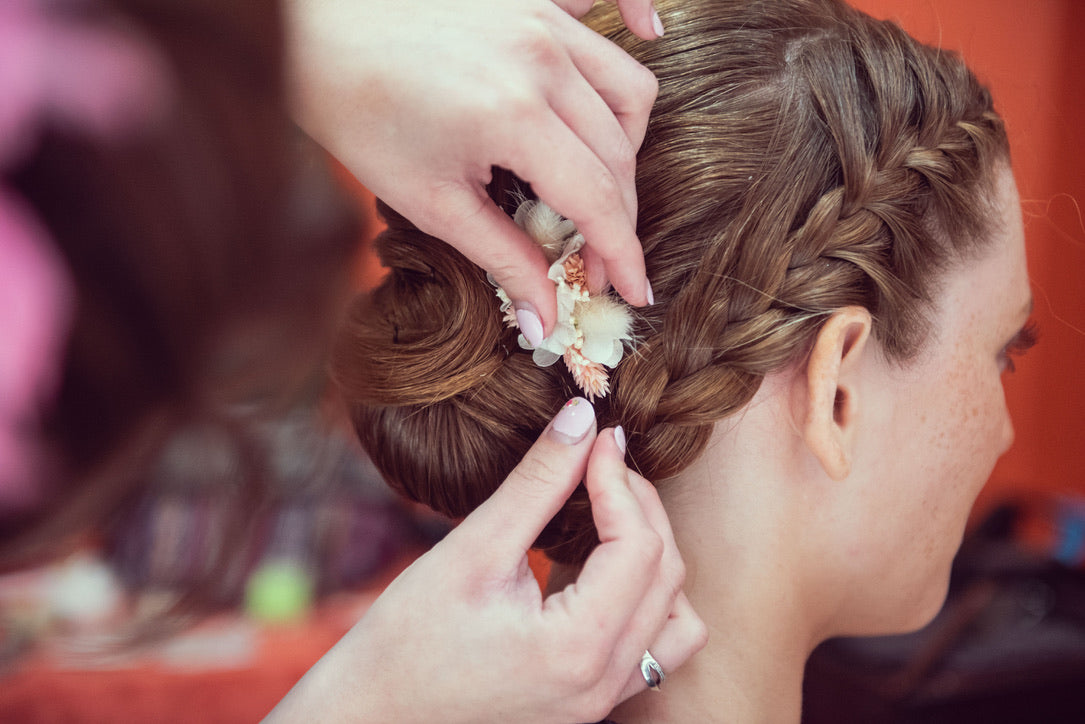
[335,0,1009,565]
[1,0,362,569]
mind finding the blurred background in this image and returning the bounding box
[0,0,1082,722]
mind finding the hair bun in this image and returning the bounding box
[333,200,572,533]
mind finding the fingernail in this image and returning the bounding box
[551,397,595,445]
[652,8,665,38]
[614,425,627,455]
[645,278,655,306]
[515,304,545,347]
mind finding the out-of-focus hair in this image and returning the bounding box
[1,0,363,569]
[335,0,1009,565]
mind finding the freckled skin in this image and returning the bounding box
[611,169,1035,724]
[841,167,1030,634]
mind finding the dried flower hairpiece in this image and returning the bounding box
[491,200,633,401]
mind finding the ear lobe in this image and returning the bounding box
[802,307,872,481]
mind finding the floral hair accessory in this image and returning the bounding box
[491,200,634,401]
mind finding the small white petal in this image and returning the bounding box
[600,340,625,367]
[581,333,616,365]
[533,348,561,367]
[495,287,512,311]
[548,324,577,349]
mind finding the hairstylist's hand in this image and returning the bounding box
[285,0,661,339]
[265,399,706,724]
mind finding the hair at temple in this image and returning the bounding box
[334,0,1009,565]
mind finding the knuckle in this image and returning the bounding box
[668,553,687,591]
[578,691,619,724]
[501,87,540,128]
[639,528,665,569]
[660,536,686,584]
[515,455,564,492]
[692,616,710,650]
[590,173,625,217]
[554,631,609,688]
[613,137,638,177]
[485,256,528,288]
[472,83,507,120]
[517,20,563,71]
[632,62,659,103]
[561,0,596,17]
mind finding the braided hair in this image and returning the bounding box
[334,0,1009,565]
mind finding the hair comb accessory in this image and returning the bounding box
[490,200,633,401]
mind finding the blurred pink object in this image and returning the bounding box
[0,0,170,508]
[0,0,170,166]
[0,190,69,509]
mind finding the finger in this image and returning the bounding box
[626,471,682,581]
[464,398,598,567]
[546,69,640,229]
[609,0,666,41]
[551,0,665,42]
[617,592,708,701]
[557,12,658,150]
[502,111,649,308]
[578,243,611,296]
[548,0,596,17]
[423,184,557,338]
[555,429,660,639]
[603,470,689,689]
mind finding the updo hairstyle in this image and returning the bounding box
[334,0,1010,565]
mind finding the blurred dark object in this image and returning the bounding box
[104,408,430,610]
[803,499,1085,723]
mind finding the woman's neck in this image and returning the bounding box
[609,563,813,723]
[607,407,829,724]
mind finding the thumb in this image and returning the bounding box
[462,398,597,568]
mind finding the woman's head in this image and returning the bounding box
[336,0,1010,565]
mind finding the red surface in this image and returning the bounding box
[0,554,418,723]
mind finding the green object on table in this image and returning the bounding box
[244,560,313,623]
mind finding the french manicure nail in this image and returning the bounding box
[652,9,665,38]
[515,304,545,347]
[551,397,595,445]
[645,278,655,306]
[614,425,627,455]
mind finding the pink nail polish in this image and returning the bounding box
[652,9,665,38]
[515,305,545,347]
[551,397,595,445]
[614,425,627,454]
[645,278,655,306]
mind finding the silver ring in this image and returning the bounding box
[640,649,665,691]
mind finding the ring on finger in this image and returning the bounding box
[640,649,665,691]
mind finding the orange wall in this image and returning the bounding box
[852,0,1085,514]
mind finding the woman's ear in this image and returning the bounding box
[800,307,872,481]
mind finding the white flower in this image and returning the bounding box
[492,200,635,399]
[576,296,632,366]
